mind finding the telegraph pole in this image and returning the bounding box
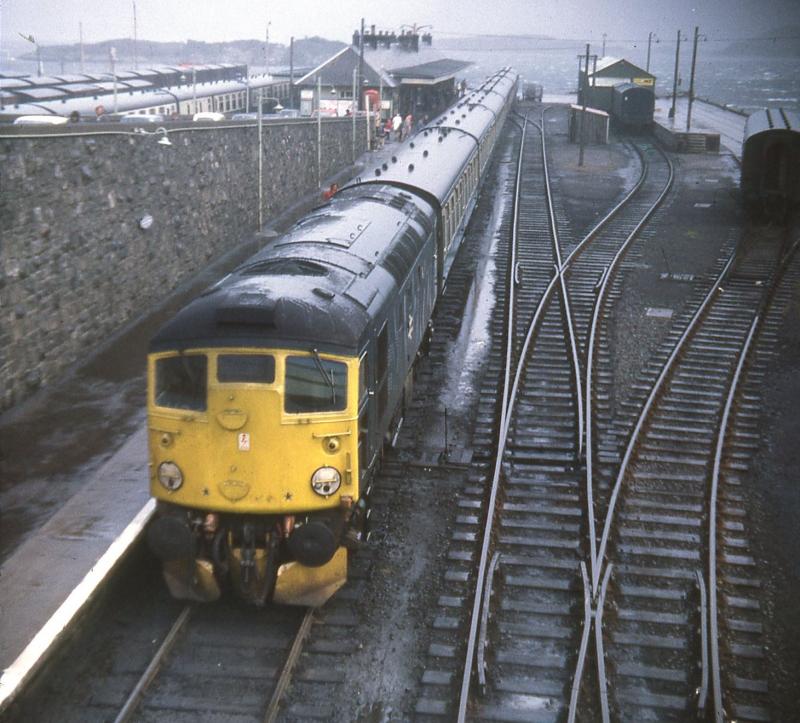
[578,43,590,167]
[602,33,607,56]
[686,26,703,132]
[79,22,85,72]
[646,31,658,73]
[133,1,138,70]
[289,36,294,108]
[669,29,682,120]
[358,18,365,111]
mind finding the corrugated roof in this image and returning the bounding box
[295,47,396,88]
[589,56,653,80]
[389,59,471,81]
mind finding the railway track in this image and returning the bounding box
[415,105,678,719]
[112,602,311,721]
[586,236,799,722]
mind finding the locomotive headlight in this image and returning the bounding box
[311,466,341,497]
[157,461,183,491]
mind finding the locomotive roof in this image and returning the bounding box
[150,185,436,356]
[358,68,517,204]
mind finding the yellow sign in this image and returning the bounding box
[634,78,655,86]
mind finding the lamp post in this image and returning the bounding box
[18,32,43,77]
[379,66,384,121]
[352,68,357,162]
[265,20,271,77]
[686,26,706,132]
[579,43,590,168]
[258,88,264,228]
[669,30,687,120]
[362,78,372,150]
[109,47,119,114]
[317,75,322,189]
[646,32,659,73]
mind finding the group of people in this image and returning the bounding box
[375,112,417,147]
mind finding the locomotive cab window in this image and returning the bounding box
[155,354,207,411]
[285,356,348,414]
[217,354,275,383]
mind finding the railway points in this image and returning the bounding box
[2,81,799,722]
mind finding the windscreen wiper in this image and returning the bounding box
[311,348,336,404]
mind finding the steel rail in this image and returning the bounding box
[456,112,528,723]
[593,565,613,723]
[593,250,737,598]
[263,607,315,722]
[562,140,667,720]
[114,605,192,723]
[538,106,585,458]
[705,237,800,720]
[457,126,668,722]
[567,562,593,723]
[696,569,710,714]
[476,553,502,695]
[708,313,758,722]
[584,142,674,594]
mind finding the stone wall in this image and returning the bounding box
[0,119,367,411]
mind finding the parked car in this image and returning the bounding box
[13,115,68,125]
[120,113,166,124]
[192,111,225,122]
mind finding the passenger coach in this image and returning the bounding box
[741,107,800,219]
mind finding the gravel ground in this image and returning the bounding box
[743,245,800,718]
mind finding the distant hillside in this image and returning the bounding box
[722,27,800,56]
[436,34,575,52]
[22,36,346,69]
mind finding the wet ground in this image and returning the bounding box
[3,107,799,720]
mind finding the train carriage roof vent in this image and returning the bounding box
[240,259,328,277]
[312,287,335,300]
[216,294,276,327]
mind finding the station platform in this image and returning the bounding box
[654,96,747,159]
[0,430,151,711]
[0,132,414,714]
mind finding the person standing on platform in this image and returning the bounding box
[392,112,402,142]
[403,113,413,141]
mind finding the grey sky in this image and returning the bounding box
[2,0,798,48]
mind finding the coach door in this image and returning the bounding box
[358,345,377,483]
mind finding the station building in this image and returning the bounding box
[293,27,471,121]
[578,56,655,112]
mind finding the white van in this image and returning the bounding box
[192,112,225,122]
[13,115,69,125]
